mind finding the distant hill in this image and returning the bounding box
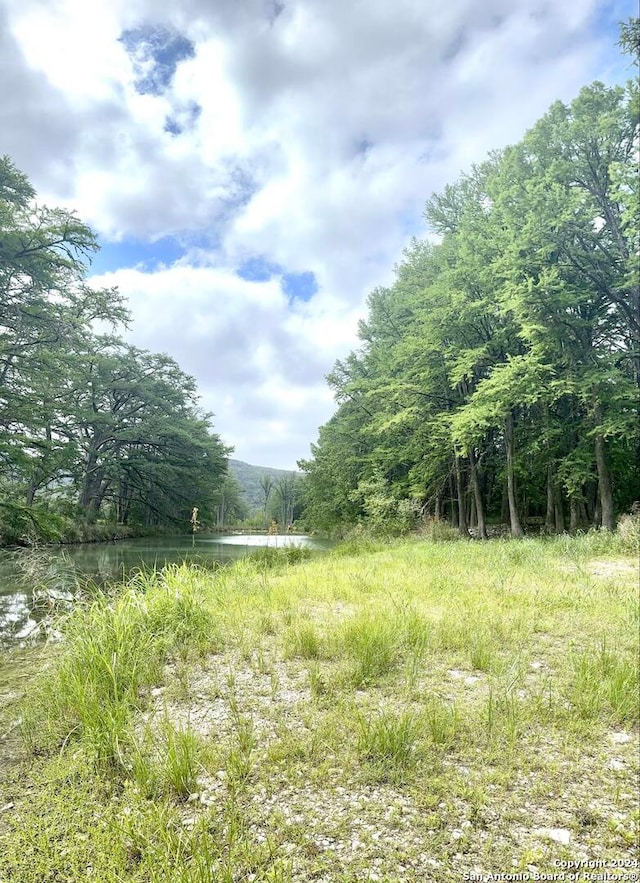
[228,459,298,513]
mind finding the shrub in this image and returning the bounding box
[618,512,640,554]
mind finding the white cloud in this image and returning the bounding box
[1,0,634,467]
[89,264,355,467]
[10,0,128,101]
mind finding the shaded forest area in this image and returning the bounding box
[228,460,304,529]
[0,158,231,545]
[301,32,639,536]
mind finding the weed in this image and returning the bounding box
[307,662,332,699]
[469,630,497,672]
[254,646,272,674]
[423,697,459,746]
[226,712,256,789]
[399,608,431,654]
[356,709,421,780]
[250,546,313,570]
[567,640,639,725]
[20,569,218,768]
[284,619,323,659]
[130,715,207,800]
[163,719,205,798]
[617,513,640,553]
[336,611,399,687]
[404,647,426,691]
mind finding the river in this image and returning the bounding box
[0,533,332,645]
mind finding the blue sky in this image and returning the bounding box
[234,259,318,302]
[93,242,319,302]
[90,236,186,274]
[120,26,195,96]
[2,0,636,467]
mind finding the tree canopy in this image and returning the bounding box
[300,31,639,536]
[0,156,231,542]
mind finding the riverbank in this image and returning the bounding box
[0,535,638,881]
[0,512,310,549]
[0,505,154,548]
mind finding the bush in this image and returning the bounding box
[421,518,459,542]
[348,474,420,536]
[618,512,640,554]
[249,545,312,569]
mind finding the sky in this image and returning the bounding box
[1,0,635,469]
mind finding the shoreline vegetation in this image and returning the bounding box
[0,512,309,550]
[0,533,637,882]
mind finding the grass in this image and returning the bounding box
[356,709,421,781]
[0,535,638,882]
[334,610,400,687]
[566,640,639,724]
[131,716,207,800]
[19,564,220,768]
[283,618,322,660]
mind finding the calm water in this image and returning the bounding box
[0,533,331,644]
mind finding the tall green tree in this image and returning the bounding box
[0,158,231,539]
[0,156,127,510]
[301,33,639,536]
[68,338,228,525]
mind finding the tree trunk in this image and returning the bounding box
[468,448,487,539]
[594,439,615,530]
[500,482,509,526]
[504,411,524,538]
[545,466,555,533]
[449,473,458,528]
[579,501,589,526]
[593,401,615,531]
[79,442,103,520]
[554,484,564,534]
[454,453,468,536]
[569,497,579,534]
[25,479,37,507]
[595,433,615,530]
[594,495,602,528]
[468,493,476,530]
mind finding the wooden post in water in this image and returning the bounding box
[190,507,199,547]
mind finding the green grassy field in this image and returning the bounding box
[0,535,638,882]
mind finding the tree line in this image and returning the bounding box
[0,157,230,543]
[300,27,639,536]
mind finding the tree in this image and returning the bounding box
[0,158,231,538]
[618,17,640,59]
[488,82,639,529]
[301,35,639,536]
[67,338,228,526]
[212,473,248,529]
[274,474,301,529]
[0,156,128,507]
[258,474,274,527]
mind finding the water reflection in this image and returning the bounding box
[1,592,34,639]
[0,534,330,644]
[210,534,312,546]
